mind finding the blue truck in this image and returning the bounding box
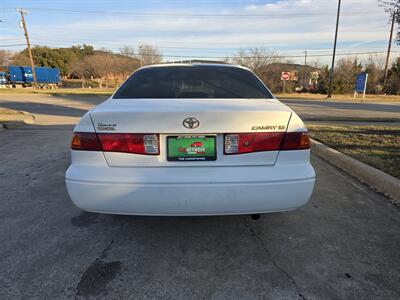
[0,66,60,89]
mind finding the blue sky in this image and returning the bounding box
[1,0,398,64]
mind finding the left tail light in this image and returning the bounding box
[71,132,102,151]
[71,132,159,155]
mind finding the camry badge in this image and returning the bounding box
[183,117,200,129]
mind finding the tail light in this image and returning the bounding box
[224,132,309,154]
[224,132,285,154]
[71,132,159,155]
[98,133,159,155]
[71,132,102,151]
[280,132,310,150]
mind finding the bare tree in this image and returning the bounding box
[83,53,116,88]
[230,48,282,72]
[71,52,140,88]
[362,53,385,71]
[379,0,400,43]
[10,51,30,66]
[98,47,113,54]
[71,60,87,88]
[137,44,162,66]
[119,45,135,58]
[114,55,140,78]
[362,54,385,93]
[308,58,323,69]
[0,50,13,68]
[333,57,363,94]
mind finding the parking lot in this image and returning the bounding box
[1,94,400,299]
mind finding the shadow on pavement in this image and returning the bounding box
[0,101,89,117]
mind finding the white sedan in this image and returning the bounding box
[65,64,315,216]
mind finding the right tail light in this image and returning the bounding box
[280,132,310,151]
[224,132,310,154]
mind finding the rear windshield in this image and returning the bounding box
[113,66,273,99]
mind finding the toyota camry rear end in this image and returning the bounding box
[65,64,315,216]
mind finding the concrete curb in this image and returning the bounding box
[304,117,400,122]
[311,139,400,205]
[0,110,35,129]
[1,121,27,129]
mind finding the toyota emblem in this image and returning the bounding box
[182,117,200,129]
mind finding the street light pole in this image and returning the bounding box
[17,8,37,85]
[327,0,342,99]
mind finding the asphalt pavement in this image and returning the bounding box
[1,93,400,299]
[0,128,399,299]
[0,94,400,127]
[280,99,400,121]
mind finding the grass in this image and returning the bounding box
[308,125,400,179]
[276,93,400,103]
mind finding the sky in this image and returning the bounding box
[1,0,398,65]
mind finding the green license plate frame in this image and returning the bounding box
[167,135,217,161]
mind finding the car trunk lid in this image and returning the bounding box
[89,98,292,166]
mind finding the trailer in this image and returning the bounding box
[0,72,7,87]
[2,66,60,89]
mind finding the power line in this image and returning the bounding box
[28,38,397,54]
[1,42,397,59]
[0,37,25,41]
[1,7,384,18]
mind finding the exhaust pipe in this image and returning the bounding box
[251,214,260,220]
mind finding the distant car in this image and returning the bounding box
[65,64,315,216]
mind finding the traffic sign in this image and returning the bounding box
[355,73,368,93]
[281,72,290,81]
[354,73,368,101]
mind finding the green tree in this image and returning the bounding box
[386,57,400,94]
[11,44,95,76]
[70,44,94,59]
[316,65,330,94]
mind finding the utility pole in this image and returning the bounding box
[383,12,396,88]
[17,8,37,84]
[138,45,143,67]
[327,0,341,98]
[304,51,307,65]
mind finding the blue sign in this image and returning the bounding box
[355,73,367,93]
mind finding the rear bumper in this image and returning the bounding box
[65,164,315,216]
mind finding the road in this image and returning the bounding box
[280,99,400,121]
[0,128,399,299]
[0,94,107,127]
[1,93,400,299]
[0,95,400,299]
[0,94,399,127]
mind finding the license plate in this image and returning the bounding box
[167,135,216,161]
